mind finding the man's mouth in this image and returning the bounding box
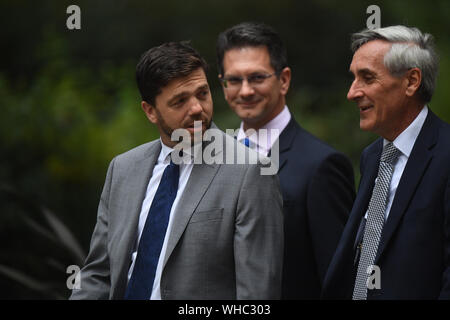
[359,105,373,112]
[185,122,205,133]
[238,100,260,107]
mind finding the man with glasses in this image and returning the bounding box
[216,22,355,299]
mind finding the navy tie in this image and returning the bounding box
[124,158,179,299]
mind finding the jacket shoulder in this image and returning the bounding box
[114,140,159,164]
[288,122,351,165]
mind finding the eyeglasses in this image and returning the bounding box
[220,72,277,90]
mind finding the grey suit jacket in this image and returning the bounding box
[70,128,283,300]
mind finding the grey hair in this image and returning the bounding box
[351,25,439,103]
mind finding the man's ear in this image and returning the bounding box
[405,67,422,98]
[279,67,291,96]
[141,101,158,124]
[218,74,229,99]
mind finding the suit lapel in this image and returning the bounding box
[162,162,220,267]
[340,139,382,270]
[375,112,438,263]
[353,141,382,227]
[273,117,298,173]
[121,143,161,247]
[323,140,381,298]
[114,141,161,296]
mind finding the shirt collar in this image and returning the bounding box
[160,138,201,165]
[237,105,291,153]
[383,105,428,158]
[159,139,174,164]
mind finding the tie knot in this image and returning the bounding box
[168,150,183,165]
[243,137,250,148]
[381,142,401,164]
[168,159,178,168]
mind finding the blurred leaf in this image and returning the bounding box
[0,264,63,299]
[21,214,59,245]
[42,207,86,265]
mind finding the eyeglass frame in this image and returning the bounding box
[219,72,278,89]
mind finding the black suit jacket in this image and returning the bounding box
[322,110,450,299]
[276,118,355,299]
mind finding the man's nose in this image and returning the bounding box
[238,79,255,97]
[347,80,363,101]
[188,98,203,115]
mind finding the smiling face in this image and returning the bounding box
[142,67,213,147]
[347,40,423,141]
[221,46,290,131]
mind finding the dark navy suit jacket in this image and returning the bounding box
[322,110,450,299]
[276,117,355,299]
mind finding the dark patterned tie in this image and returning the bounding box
[124,158,179,299]
[352,142,401,300]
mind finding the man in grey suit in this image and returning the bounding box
[70,41,283,300]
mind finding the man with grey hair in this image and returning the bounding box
[322,25,450,299]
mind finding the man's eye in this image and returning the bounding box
[250,74,267,83]
[174,97,186,106]
[198,90,209,99]
[226,77,242,85]
[363,75,375,82]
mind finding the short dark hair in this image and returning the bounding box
[216,22,288,76]
[136,41,208,106]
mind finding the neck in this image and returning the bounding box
[382,102,424,141]
[243,101,285,131]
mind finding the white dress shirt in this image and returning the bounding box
[365,105,428,221]
[237,105,292,156]
[127,139,194,299]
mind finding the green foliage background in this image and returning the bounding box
[0,0,449,298]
